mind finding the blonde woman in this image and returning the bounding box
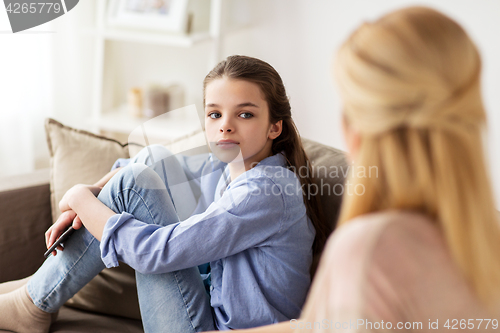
[213,6,500,333]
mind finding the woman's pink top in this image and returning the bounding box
[295,210,498,332]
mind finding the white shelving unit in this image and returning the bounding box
[87,0,223,144]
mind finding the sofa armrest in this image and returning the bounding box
[0,169,52,282]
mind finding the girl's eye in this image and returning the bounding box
[208,112,221,119]
[240,112,253,119]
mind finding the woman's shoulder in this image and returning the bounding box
[329,210,440,251]
[319,210,444,281]
[301,214,492,327]
[317,212,496,326]
[307,211,451,322]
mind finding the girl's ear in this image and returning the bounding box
[268,120,283,140]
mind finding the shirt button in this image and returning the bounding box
[210,285,214,291]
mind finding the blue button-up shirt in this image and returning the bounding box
[100,153,315,330]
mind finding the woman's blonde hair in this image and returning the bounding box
[335,6,500,308]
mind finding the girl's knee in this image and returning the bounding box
[129,163,168,190]
[132,145,174,166]
[107,164,166,191]
[101,164,175,221]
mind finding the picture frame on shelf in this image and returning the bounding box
[107,0,190,33]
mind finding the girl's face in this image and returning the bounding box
[204,78,282,168]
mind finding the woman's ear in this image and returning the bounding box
[268,120,283,140]
[342,113,361,161]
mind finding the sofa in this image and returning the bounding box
[0,118,347,332]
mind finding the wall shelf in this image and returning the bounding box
[82,28,212,47]
[96,105,203,141]
[102,29,211,47]
[87,0,223,143]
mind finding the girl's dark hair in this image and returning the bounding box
[203,55,329,276]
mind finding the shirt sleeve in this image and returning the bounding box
[111,158,131,171]
[99,175,285,274]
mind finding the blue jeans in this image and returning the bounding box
[26,145,216,332]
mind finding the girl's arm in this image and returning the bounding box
[205,322,292,333]
[98,175,286,274]
[63,167,126,240]
[64,185,115,241]
[46,167,124,254]
[94,166,123,188]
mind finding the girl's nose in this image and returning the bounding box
[219,121,233,133]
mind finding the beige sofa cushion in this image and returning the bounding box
[45,118,142,320]
[46,118,132,224]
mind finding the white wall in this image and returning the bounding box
[220,0,500,208]
[2,0,499,208]
[0,10,55,176]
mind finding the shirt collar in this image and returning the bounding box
[253,151,287,168]
[215,152,287,198]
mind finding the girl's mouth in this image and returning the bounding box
[216,140,240,149]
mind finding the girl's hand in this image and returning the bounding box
[59,184,102,213]
[45,209,83,256]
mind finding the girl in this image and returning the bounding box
[223,6,500,333]
[0,55,328,332]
